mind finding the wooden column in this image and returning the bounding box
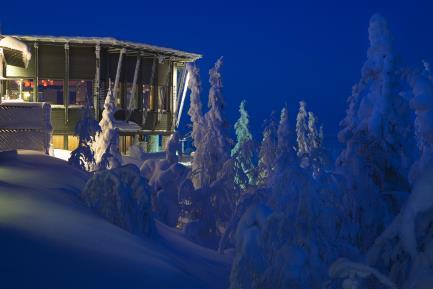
[0,49,3,104]
[113,48,125,105]
[64,43,70,124]
[94,44,101,117]
[153,57,159,111]
[33,43,39,102]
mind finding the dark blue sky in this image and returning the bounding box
[2,0,433,142]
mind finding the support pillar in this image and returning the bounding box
[0,49,3,104]
[176,69,190,127]
[113,48,126,105]
[171,63,177,129]
[33,43,39,102]
[94,44,101,118]
[64,43,70,124]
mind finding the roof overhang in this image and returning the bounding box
[7,35,201,62]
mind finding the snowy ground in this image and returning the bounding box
[0,150,230,289]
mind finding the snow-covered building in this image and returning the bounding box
[0,35,201,153]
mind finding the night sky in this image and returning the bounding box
[2,0,433,143]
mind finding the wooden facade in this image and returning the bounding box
[0,35,201,152]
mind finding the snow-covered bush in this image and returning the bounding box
[93,85,122,170]
[68,96,101,171]
[140,151,190,227]
[81,164,153,235]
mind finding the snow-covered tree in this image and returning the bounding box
[184,58,234,247]
[336,14,416,250]
[93,84,122,170]
[296,101,309,158]
[201,57,231,187]
[187,63,206,188]
[231,100,256,189]
[68,96,101,171]
[408,63,433,183]
[307,111,320,150]
[257,112,278,185]
[276,106,296,166]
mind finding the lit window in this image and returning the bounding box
[2,79,34,102]
[38,79,64,105]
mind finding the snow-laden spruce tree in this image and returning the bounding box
[296,101,310,159]
[257,112,278,185]
[307,111,320,150]
[336,14,416,250]
[330,161,433,289]
[93,84,122,170]
[408,63,433,183]
[68,96,101,171]
[307,111,330,177]
[186,63,206,188]
[201,57,231,187]
[276,106,295,165]
[231,100,256,190]
[183,58,234,248]
[268,106,305,209]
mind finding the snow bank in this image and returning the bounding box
[81,164,153,235]
[0,150,229,289]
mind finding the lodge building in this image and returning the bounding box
[0,35,201,153]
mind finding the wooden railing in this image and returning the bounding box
[0,102,52,153]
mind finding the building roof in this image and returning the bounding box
[4,35,202,62]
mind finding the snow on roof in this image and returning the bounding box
[4,34,201,62]
[0,36,32,68]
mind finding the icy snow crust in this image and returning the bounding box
[0,150,229,289]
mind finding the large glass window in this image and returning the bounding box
[69,80,92,106]
[38,79,64,105]
[2,79,34,102]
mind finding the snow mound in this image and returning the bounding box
[81,164,153,235]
